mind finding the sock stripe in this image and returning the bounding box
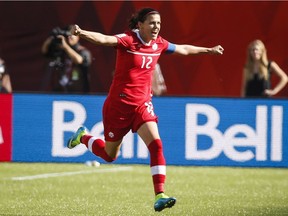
[88,137,97,152]
[151,165,166,176]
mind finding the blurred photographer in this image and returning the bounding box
[41,25,92,93]
[0,57,12,93]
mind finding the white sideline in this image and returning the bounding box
[11,166,133,181]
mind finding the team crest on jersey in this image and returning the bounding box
[152,43,158,50]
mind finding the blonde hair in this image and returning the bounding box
[244,39,269,81]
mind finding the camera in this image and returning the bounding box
[51,27,71,44]
[46,26,72,59]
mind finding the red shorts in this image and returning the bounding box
[102,98,158,141]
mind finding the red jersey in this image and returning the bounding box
[109,30,170,107]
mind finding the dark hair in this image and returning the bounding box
[128,8,160,29]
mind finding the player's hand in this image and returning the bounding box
[71,24,81,36]
[211,45,224,55]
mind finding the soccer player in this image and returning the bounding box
[67,7,224,212]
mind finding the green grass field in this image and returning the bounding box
[0,162,287,216]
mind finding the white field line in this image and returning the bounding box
[11,166,133,181]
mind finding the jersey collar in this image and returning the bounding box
[133,29,152,46]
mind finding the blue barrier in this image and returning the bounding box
[13,94,288,167]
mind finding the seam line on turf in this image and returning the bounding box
[10,166,133,181]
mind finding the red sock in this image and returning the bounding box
[81,135,115,162]
[148,139,166,195]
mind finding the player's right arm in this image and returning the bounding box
[71,24,117,46]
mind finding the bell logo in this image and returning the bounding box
[185,104,283,162]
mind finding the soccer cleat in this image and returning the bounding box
[67,126,87,149]
[154,193,176,212]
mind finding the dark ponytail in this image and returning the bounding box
[128,8,160,29]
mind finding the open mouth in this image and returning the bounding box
[151,31,158,37]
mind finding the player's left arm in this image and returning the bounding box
[172,44,224,56]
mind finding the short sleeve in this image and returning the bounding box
[115,33,131,49]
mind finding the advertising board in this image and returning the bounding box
[12,94,288,167]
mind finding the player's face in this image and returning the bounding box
[139,14,161,43]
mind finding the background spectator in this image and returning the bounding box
[241,39,288,97]
[41,25,92,93]
[152,63,167,96]
[0,57,12,93]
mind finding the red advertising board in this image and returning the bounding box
[0,94,12,161]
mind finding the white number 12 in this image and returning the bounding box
[141,56,153,69]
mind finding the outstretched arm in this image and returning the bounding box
[71,24,117,46]
[173,44,224,55]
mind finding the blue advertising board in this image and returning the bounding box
[13,93,288,167]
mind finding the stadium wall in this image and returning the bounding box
[0,1,288,97]
[1,93,287,167]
